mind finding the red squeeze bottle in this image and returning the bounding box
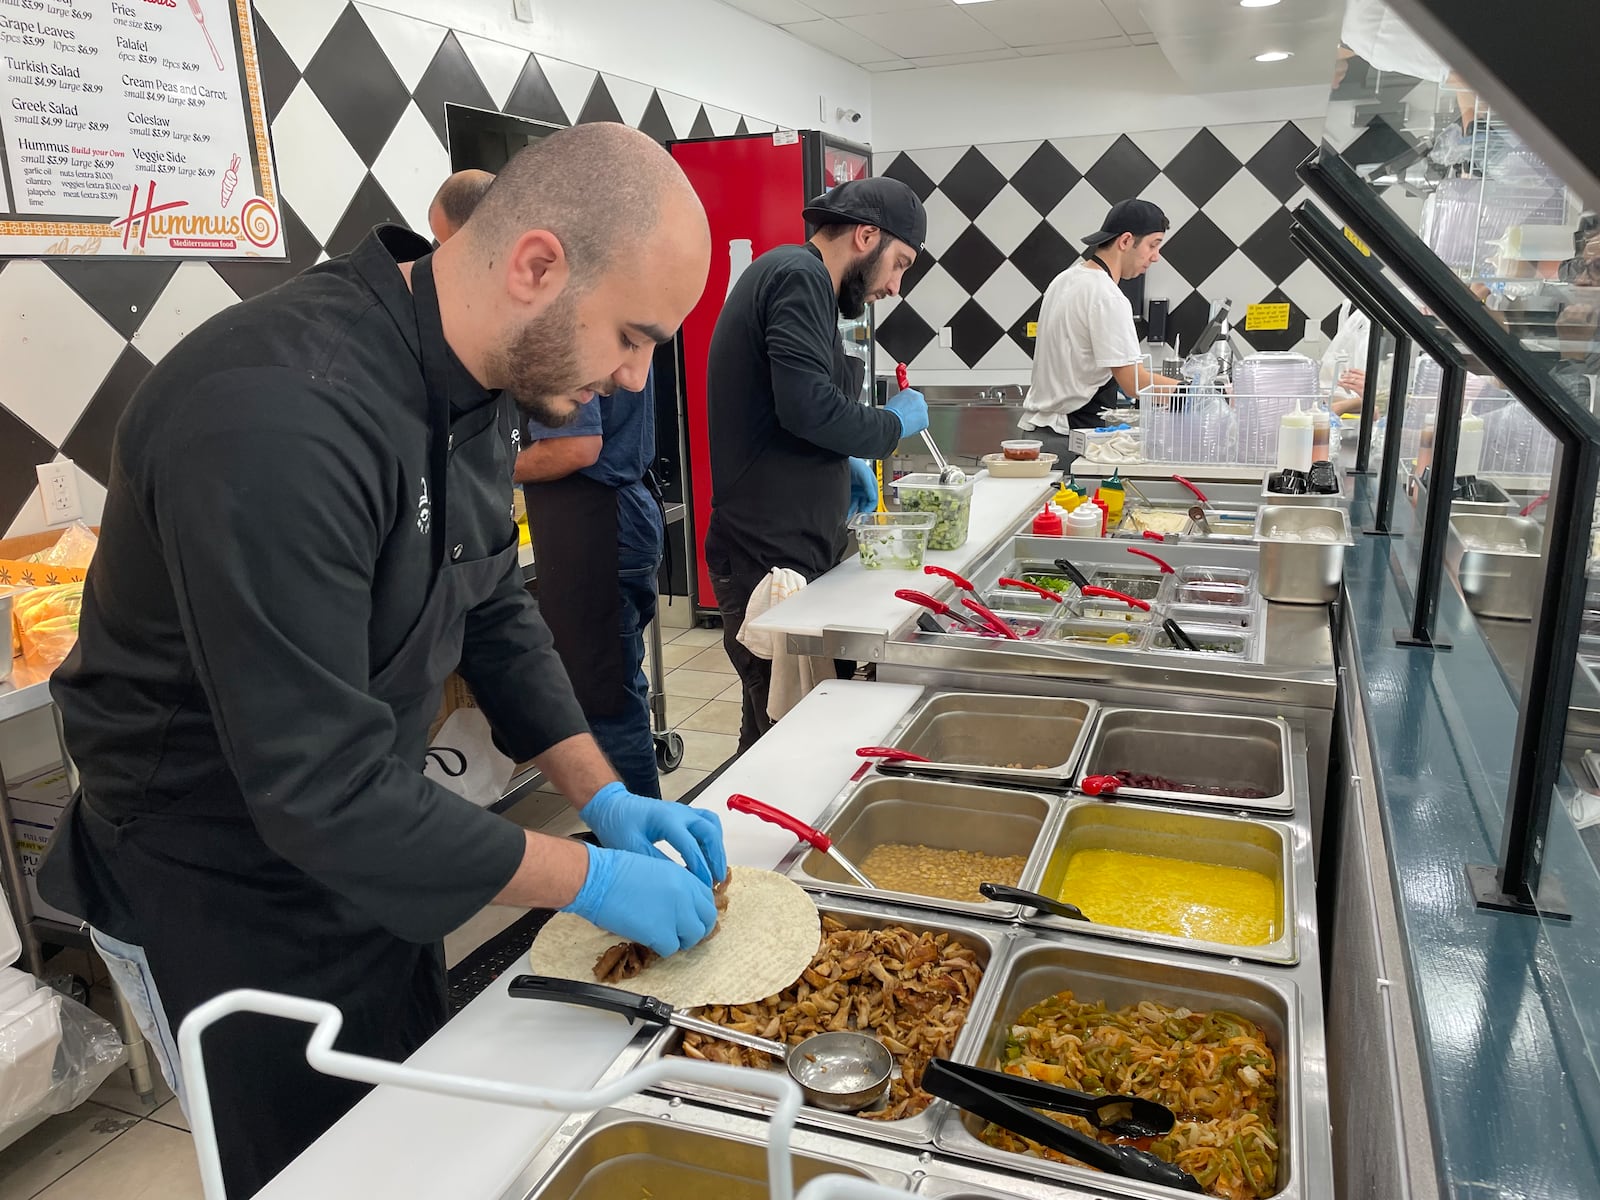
[1032,501,1063,537]
[1091,497,1109,537]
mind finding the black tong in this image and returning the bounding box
[922,1059,1202,1193]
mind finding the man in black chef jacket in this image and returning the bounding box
[38,124,726,1198]
[705,178,930,750]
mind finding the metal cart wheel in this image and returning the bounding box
[655,731,685,772]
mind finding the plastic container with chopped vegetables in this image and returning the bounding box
[891,473,975,551]
[849,510,935,570]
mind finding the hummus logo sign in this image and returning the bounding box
[108,178,280,252]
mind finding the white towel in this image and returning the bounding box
[735,569,833,722]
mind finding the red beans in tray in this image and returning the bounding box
[1110,770,1270,800]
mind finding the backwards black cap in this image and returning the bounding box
[802,177,927,253]
[1081,198,1169,250]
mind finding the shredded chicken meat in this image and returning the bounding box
[673,915,984,1121]
[595,876,730,984]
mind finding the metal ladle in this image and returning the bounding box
[509,976,893,1113]
[897,362,965,484]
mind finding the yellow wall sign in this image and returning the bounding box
[1343,226,1372,257]
[1245,303,1292,331]
[1026,322,1038,339]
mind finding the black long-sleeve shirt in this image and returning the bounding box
[45,227,587,944]
[704,243,902,579]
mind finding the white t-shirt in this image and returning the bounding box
[1022,262,1141,435]
[1320,304,1371,403]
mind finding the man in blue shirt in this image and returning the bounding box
[517,370,664,797]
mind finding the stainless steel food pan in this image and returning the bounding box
[875,691,1098,789]
[1445,513,1543,620]
[935,937,1306,1200]
[1078,708,1294,814]
[1254,506,1353,605]
[518,1107,906,1198]
[640,896,1011,1147]
[1026,799,1298,965]
[788,775,1061,920]
[1163,601,1253,630]
[1146,621,1254,661]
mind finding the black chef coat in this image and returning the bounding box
[43,225,588,942]
[704,242,902,580]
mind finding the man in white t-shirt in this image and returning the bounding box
[1021,199,1181,462]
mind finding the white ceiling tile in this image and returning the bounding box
[977,336,1032,371]
[779,18,895,63]
[974,259,1040,325]
[1048,178,1115,246]
[805,0,946,15]
[457,32,533,112]
[355,5,447,93]
[372,102,454,237]
[919,190,968,257]
[251,0,344,70]
[840,9,1003,58]
[965,0,1123,47]
[270,82,368,246]
[657,91,704,140]
[719,0,820,21]
[975,142,1038,179]
[1198,250,1276,311]
[536,56,600,128]
[0,263,124,447]
[908,49,1020,67]
[861,59,915,71]
[1049,134,1120,176]
[600,74,656,128]
[1125,128,1200,172]
[704,105,744,136]
[1017,36,1130,55]
[133,264,242,364]
[1100,0,1150,36]
[1137,172,1199,232]
[904,145,967,183]
[901,263,968,329]
[1204,169,1282,246]
[973,185,1042,257]
[1210,121,1285,165]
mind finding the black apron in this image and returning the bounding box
[523,472,627,717]
[39,253,518,1199]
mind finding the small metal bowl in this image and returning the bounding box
[786,1032,894,1112]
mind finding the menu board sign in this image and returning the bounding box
[0,0,282,258]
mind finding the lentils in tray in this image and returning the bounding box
[855,843,1029,903]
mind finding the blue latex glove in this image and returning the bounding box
[885,387,929,439]
[581,782,727,886]
[563,844,718,958]
[848,457,878,519]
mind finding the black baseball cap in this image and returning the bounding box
[1081,199,1169,249]
[803,177,927,253]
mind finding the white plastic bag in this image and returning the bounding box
[424,708,515,809]
[0,985,125,1135]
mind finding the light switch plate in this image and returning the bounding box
[939,326,953,349]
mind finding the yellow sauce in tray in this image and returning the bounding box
[1058,849,1278,945]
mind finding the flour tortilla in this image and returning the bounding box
[526,866,820,1008]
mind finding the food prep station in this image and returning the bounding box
[461,480,1335,1200]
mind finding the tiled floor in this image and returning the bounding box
[0,604,741,1199]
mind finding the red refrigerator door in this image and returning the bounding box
[672,135,808,612]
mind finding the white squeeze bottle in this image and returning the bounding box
[1278,400,1314,472]
[1458,402,1485,477]
[726,239,753,299]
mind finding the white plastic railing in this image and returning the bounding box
[176,988,911,1200]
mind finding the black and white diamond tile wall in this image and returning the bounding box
[0,0,787,536]
[874,119,1333,372]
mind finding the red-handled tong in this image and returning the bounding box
[1520,493,1548,517]
[1172,475,1208,505]
[962,597,1021,639]
[1080,585,1152,612]
[1126,547,1175,574]
[1142,529,1169,543]
[924,564,977,592]
[727,795,874,886]
[998,576,1067,603]
[856,745,932,763]
[896,362,910,392]
[896,588,989,631]
[1080,775,1124,797]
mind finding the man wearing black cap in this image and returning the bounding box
[705,176,929,750]
[1021,198,1180,462]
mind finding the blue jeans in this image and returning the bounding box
[589,556,661,798]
